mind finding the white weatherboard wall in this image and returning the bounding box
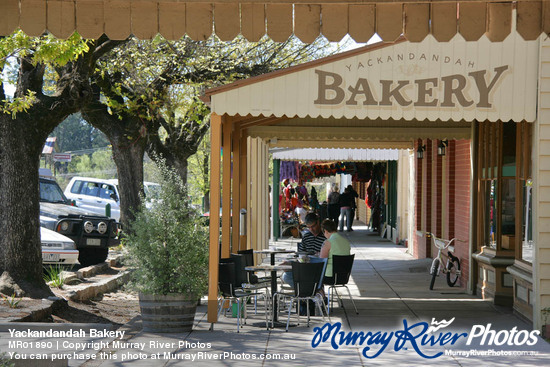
[246,137,270,256]
[211,32,538,123]
[535,35,550,330]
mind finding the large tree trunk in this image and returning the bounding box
[163,152,188,186]
[202,152,210,213]
[146,116,210,188]
[82,99,146,230]
[111,140,146,228]
[0,36,120,297]
[0,116,54,297]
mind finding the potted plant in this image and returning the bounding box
[124,163,208,333]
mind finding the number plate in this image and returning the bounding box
[86,238,102,246]
[42,253,60,262]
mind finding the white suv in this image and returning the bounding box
[64,177,160,221]
[64,177,121,220]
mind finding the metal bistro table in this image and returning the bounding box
[250,248,295,324]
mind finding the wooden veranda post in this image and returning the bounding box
[221,117,233,258]
[231,122,241,252]
[208,114,223,323]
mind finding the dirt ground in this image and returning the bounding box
[1,260,140,327]
[46,262,141,326]
[50,289,140,326]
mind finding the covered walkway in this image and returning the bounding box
[84,224,549,366]
[4,223,549,365]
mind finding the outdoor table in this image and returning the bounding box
[250,248,295,325]
[245,264,292,326]
[254,248,296,266]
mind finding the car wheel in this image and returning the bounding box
[78,248,109,267]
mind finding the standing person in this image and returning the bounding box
[309,186,320,214]
[338,187,353,232]
[282,179,291,212]
[327,185,340,225]
[347,184,359,230]
[295,179,309,206]
[295,192,307,224]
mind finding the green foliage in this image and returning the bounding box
[0,31,88,67]
[187,134,210,205]
[95,34,332,137]
[67,148,116,179]
[43,265,65,289]
[0,352,14,367]
[1,293,22,309]
[52,113,109,152]
[0,90,37,118]
[1,31,89,115]
[123,159,209,297]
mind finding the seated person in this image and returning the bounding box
[282,213,326,286]
[320,219,351,285]
[298,213,326,255]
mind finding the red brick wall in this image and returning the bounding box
[453,140,471,288]
[413,139,471,289]
[434,140,443,238]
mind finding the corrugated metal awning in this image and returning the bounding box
[272,147,399,161]
[0,1,547,42]
[206,30,538,123]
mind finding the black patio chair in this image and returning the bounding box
[231,252,271,313]
[237,249,271,286]
[324,254,359,315]
[217,260,269,332]
[274,261,329,331]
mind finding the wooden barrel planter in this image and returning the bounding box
[138,293,198,333]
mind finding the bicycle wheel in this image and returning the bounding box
[446,257,461,287]
[429,259,439,290]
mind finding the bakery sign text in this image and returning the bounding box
[314,66,509,109]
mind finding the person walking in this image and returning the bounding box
[347,184,359,230]
[338,187,353,232]
[327,185,340,225]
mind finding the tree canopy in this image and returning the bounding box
[0,32,120,297]
[0,30,334,296]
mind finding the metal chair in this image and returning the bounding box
[231,253,270,313]
[324,254,358,315]
[274,261,329,331]
[237,249,271,286]
[217,260,269,332]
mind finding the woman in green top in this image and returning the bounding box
[320,219,351,279]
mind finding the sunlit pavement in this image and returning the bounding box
[81,223,550,366]
[2,223,549,366]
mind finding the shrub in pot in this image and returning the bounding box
[124,164,208,333]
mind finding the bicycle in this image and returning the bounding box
[425,232,461,290]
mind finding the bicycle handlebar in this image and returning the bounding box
[423,232,457,250]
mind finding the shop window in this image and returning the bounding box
[475,121,532,264]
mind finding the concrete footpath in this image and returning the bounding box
[2,224,550,366]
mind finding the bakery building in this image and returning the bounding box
[202,25,549,331]
[3,0,549,331]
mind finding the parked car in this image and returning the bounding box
[41,226,79,266]
[39,171,120,266]
[64,177,161,221]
